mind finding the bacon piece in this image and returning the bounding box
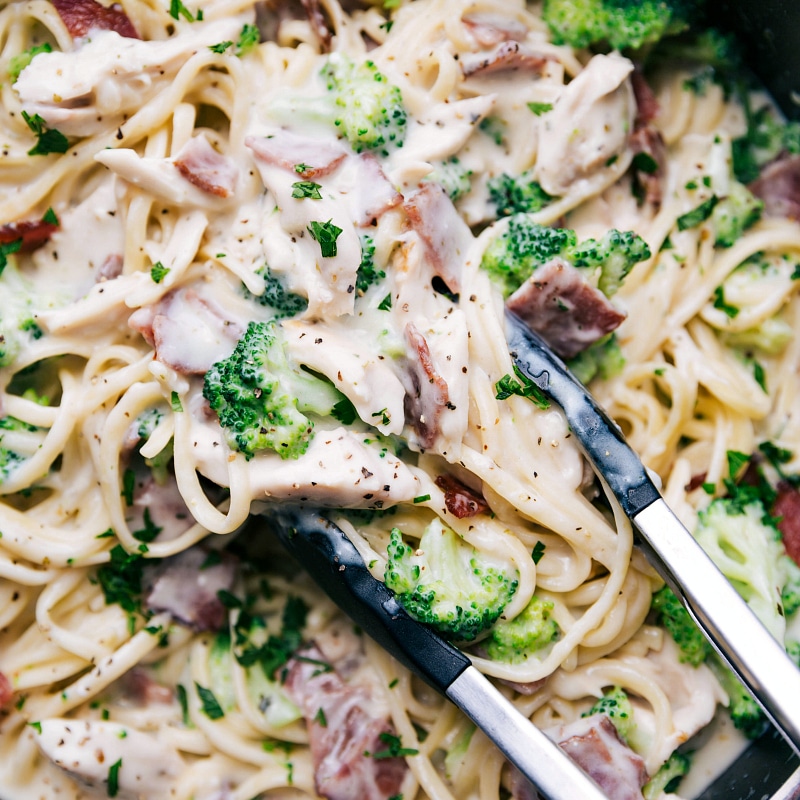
[505,258,626,360]
[505,765,539,800]
[403,323,450,450]
[124,667,174,705]
[404,183,472,292]
[143,547,238,632]
[174,136,238,199]
[631,67,659,128]
[351,154,402,226]
[284,644,407,800]
[0,218,59,252]
[462,13,528,47]
[129,287,244,375]
[630,124,666,207]
[460,41,547,78]
[0,671,12,709]
[300,0,332,50]
[97,253,123,281]
[685,471,708,494]
[498,677,547,697]
[435,473,488,518]
[750,154,800,221]
[246,131,348,180]
[51,0,140,39]
[775,481,800,567]
[554,715,647,800]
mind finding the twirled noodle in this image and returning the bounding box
[0,0,799,799]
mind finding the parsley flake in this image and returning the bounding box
[291,181,323,199]
[107,758,122,797]
[150,261,169,283]
[532,541,546,564]
[21,110,68,156]
[169,0,194,21]
[495,366,550,409]
[677,195,719,231]
[307,220,343,258]
[527,101,553,116]
[195,682,225,719]
[0,238,22,276]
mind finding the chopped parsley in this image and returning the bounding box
[677,195,719,231]
[42,207,59,226]
[169,0,194,22]
[412,494,430,504]
[527,101,553,116]
[97,545,145,614]
[21,110,68,156]
[209,40,233,54]
[150,261,169,283]
[632,152,659,174]
[121,468,135,506]
[236,23,260,56]
[712,286,739,318]
[170,391,183,412]
[532,541,546,564]
[176,684,190,725]
[378,293,392,311]
[0,239,22,276]
[367,731,419,759]
[217,588,243,609]
[132,508,162,543]
[307,220,343,258]
[291,181,323,200]
[28,721,42,734]
[195,682,225,719]
[314,707,328,727]
[107,758,122,797]
[331,397,358,425]
[495,366,550,409]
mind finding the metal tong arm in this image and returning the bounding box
[506,310,800,758]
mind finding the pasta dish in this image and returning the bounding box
[1,0,799,798]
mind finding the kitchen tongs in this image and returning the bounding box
[504,310,800,758]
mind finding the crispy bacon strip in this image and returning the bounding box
[0,671,12,709]
[0,218,59,251]
[776,481,800,566]
[630,124,667,207]
[246,131,348,180]
[631,67,659,128]
[143,547,238,632]
[556,715,648,800]
[283,644,407,800]
[51,0,140,39]
[352,154,403,226]
[403,323,450,450]
[462,13,528,47]
[750,154,800,220]
[174,136,238,198]
[123,667,174,705]
[506,258,626,360]
[435,473,488,518]
[404,183,472,292]
[460,41,547,78]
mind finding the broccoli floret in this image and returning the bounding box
[694,497,786,642]
[711,182,763,248]
[569,229,651,296]
[583,686,635,742]
[721,316,793,356]
[427,157,473,201]
[481,215,577,296]
[355,234,385,295]
[242,266,308,319]
[487,171,554,218]
[567,334,625,384]
[542,0,699,51]
[781,556,800,618]
[384,520,519,642]
[481,214,649,298]
[202,321,342,461]
[706,656,767,739]
[0,447,25,483]
[733,102,800,184]
[643,751,691,800]
[651,585,712,666]
[321,54,407,156]
[485,595,559,663]
[787,639,800,668]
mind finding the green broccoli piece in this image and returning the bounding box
[733,101,800,184]
[706,656,767,739]
[721,316,793,356]
[583,686,635,742]
[787,639,800,668]
[0,447,25,483]
[487,170,554,218]
[567,334,625,384]
[242,266,308,319]
[480,214,649,298]
[321,54,407,156]
[542,0,699,51]
[651,585,712,666]
[569,229,651,296]
[643,751,691,800]
[711,182,763,248]
[481,215,577,296]
[8,42,53,82]
[485,595,559,663]
[694,497,786,641]
[426,157,473,201]
[355,234,385,295]
[781,556,800,618]
[202,321,342,460]
[384,520,519,642]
